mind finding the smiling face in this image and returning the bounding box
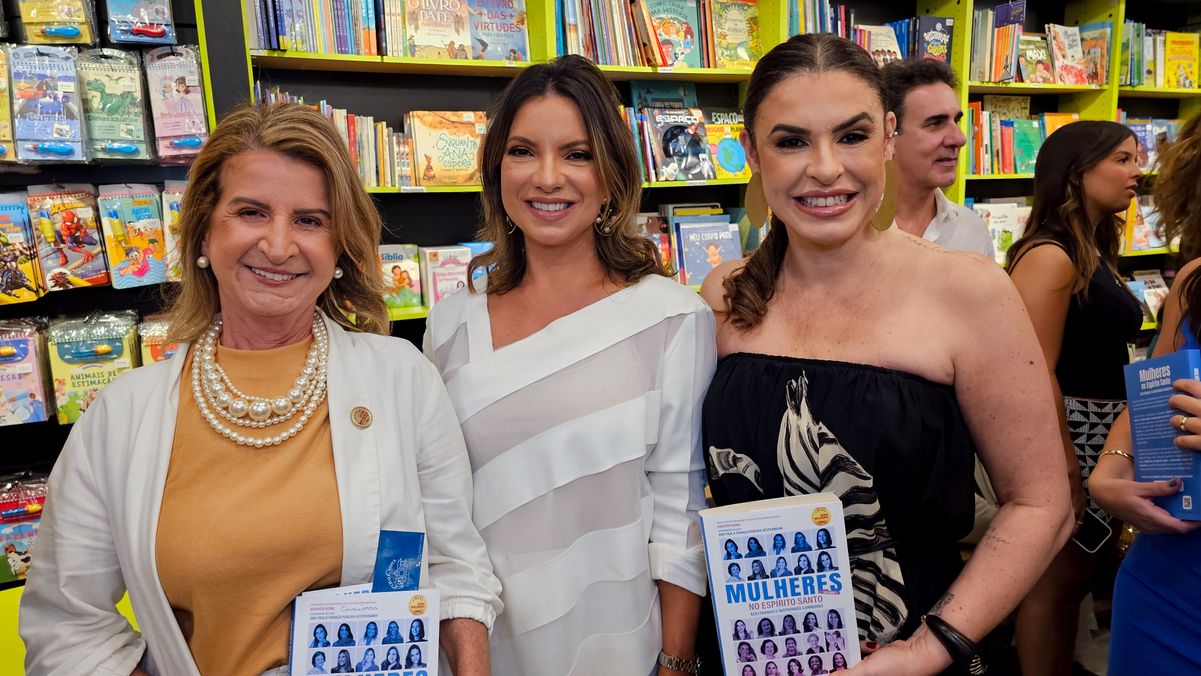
[501,94,603,251]
[201,150,336,332]
[387,647,400,663]
[807,634,820,648]
[337,624,350,640]
[893,82,964,190]
[1082,136,1142,218]
[752,560,766,575]
[743,70,893,250]
[773,534,786,549]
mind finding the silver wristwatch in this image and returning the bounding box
[657,650,702,674]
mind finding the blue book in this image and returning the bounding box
[676,219,739,289]
[371,530,426,592]
[1124,349,1201,520]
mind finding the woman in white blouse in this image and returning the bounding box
[424,55,715,675]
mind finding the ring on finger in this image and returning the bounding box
[1182,416,1191,433]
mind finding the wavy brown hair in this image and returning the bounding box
[163,103,388,342]
[1154,112,1201,342]
[469,55,668,293]
[1006,120,1135,293]
[723,33,889,330]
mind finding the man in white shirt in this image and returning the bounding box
[884,59,998,544]
[883,59,994,260]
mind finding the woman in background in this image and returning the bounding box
[787,658,803,675]
[310,624,330,648]
[726,539,745,560]
[780,614,799,635]
[1006,121,1144,675]
[801,612,819,633]
[728,563,744,582]
[746,537,768,558]
[757,617,777,637]
[738,641,757,662]
[1090,111,1201,672]
[792,532,812,552]
[773,533,788,555]
[382,621,403,645]
[814,530,832,550]
[816,552,836,572]
[405,645,426,668]
[762,639,779,660]
[408,618,426,643]
[355,647,378,671]
[331,650,353,674]
[825,610,843,630]
[362,621,379,646]
[308,651,327,674]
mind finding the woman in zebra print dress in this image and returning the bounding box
[695,33,1071,675]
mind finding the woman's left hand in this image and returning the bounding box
[844,634,951,676]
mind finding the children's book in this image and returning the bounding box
[1046,24,1089,85]
[1017,34,1054,84]
[98,184,167,289]
[137,315,179,364]
[676,219,739,288]
[1125,350,1201,520]
[861,25,902,67]
[0,519,38,582]
[407,111,486,186]
[77,49,152,161]
[701,494,862,674]
[161,180,185,282]
[1078,21,1111,85]
[10,46,87,162]
[1040,111,1079,138]
[647,107,716,182]
[0,48,16,162]
[634,212,673,271]
[289,587,440,676]
[380,243,422,310]
[107,0,176,44]
[915,16,953,62]
[1011,119,1042,174]
[645,0,701,68]
[143,46,208,162]
[0,320,50,426]
[467,0,529,61]
[0,195,44,305]
[406,0,472,59]
[418,245,470,306]
[28,184,109,289]
[1164,32,1199,89]
[46,311,139,424]
[704,108,749,180]
[710,0,760,69]
[981,95,1030,121]
[630,80,698,110]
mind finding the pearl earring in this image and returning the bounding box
[332,267,344,279]
[196,255,209,269]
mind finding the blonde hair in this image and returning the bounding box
[469,55,667,293]
[164,103,388,342]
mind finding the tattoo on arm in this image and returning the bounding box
[929,592,955,616]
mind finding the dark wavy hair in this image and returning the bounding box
[722,33,888,329]
[1006,121,1136,293]
[470,55,667,293]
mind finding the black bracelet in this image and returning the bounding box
[922,614,988,675]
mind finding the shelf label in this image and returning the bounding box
[686,179,707,186]
[657,66,674,73]
[400,186,427,193]
[505,60,517,67]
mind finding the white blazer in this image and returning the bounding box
[19,314,502,676]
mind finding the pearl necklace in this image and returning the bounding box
[192,314,329,448]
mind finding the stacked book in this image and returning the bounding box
[966,95,1079,176]
[636,201,742,288]
[1119,24,1199,89]
[845,17,954,67]
[246,0,532,62]
[965,197,1031,265]
[624,81,750,184]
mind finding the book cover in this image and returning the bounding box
[647,107,716,182]
[915,15,953,62]
[98,185,167,290]
[0,197,44,305]
[710,0,760,69]
[161,180,185,282]
[1125,350,1201,520]
[1011,118,1041,174]
[701,494,861,674]
[1040,111,1079,138]
[408,111,486,186]
[1017,34,1054,83]
[77,49,152,161]
[677,219,739,287]
[645,0,701,68]
[46,312,138,424]
[0,519,38,582]
[289,587,439,676]
[981,95,1030,121]
[634,212,673,270]
[0,322,49,426]
[418,245,470,306]
[1164,32,1199,89]
[467,0,529,61]
[1046,24,1089,85]
[1133,269,1168,318]
[10,46,86,162]
[706,109,749,181]
[630,80,698,109]
[1125,119,1157,169]
[143,46,208,161]
[860,24,901,67]
[380,243,422,309]
[405,0,472,59]
[28,185,110,290]
[1078,21,1111,85]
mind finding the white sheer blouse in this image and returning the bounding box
[424,274,715,676]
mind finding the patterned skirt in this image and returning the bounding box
[1064,396,1126,519]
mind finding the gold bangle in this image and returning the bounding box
[1100,449,1134,462]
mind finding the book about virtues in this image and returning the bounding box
[701,494,861,674]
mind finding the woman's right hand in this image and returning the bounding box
[1089,454,1200,535]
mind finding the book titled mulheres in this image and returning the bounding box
[701,494,860,674]
[1124,350,1201,520]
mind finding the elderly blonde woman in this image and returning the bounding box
[20,103,501,676]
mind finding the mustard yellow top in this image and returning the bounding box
[156,337,342,675]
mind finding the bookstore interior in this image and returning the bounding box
[0,0,1198,673]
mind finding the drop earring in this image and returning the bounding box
[506,216,517,235]
[593,201,614,236]
[332,267,344,279]
[196,255,209,269]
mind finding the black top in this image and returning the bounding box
[1015,241,1143,400]
[703,354,976,641]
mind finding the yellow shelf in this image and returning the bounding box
[367,185,482,194]
[251,51,528,76]
[643,178,751,188]
[1118,86,1201,99]
[597,64,753,82]
[1121,247,1174,257]
[389,307,430,321]
[966,173,1033,180]
[1142,320,1158,331]
[968,81,1106,95]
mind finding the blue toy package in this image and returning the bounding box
[10,46,89,162]
[107,0,176,44]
